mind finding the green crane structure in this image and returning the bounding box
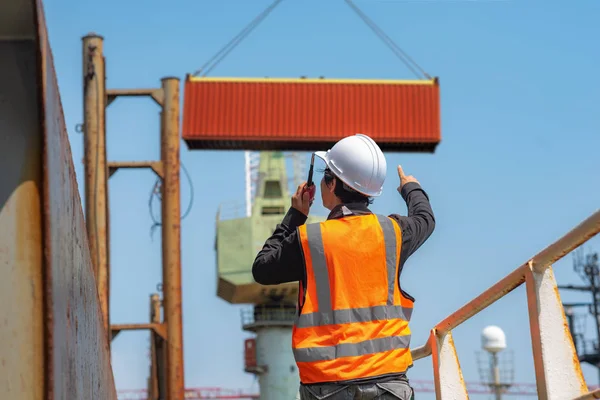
[215,151,325,400]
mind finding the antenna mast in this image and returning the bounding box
[477,325,514,400]
[559,248,600,384]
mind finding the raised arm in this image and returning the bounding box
[388,166,436,265]
[251,183,311,285]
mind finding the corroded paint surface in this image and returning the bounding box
[531,210,600,273]
[433,211,600,337]
[431,330,469,400]
[160,77,186,400]
[435,266,527,335]
[574,389,600,400]
[410,338,432,361]
[525,266,587,400]
[82,33,111,340]
[411,212,600,399]
[36,0,117,398]
[0,40,45,399]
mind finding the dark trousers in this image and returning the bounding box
[298,380,414,400]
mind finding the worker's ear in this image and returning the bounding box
[329,178,337,193]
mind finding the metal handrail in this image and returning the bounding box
[411,210,600,359]
[409,210,600,399]
[573,389,600,400]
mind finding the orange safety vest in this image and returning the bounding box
[292,213,414,384]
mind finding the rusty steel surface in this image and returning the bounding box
[531,210,600,273]
[574,389,600,400]
[111,323,167,341]
[97,57,182,397]
[411,338,433,361]
[525,266,588,399]
[0,35,45,400]
[434,265,527,335]
[106,88,164,107]
[431,331,468,400]
[161,77,186,399]
[82,33,111,342]
[37,0,117,398]
[148,294,165,400]
[182,76,441,152]
[406,210,600,399]
[108,161,164,179]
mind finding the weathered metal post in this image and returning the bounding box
[161,77,185,399]
[148,293,164,400]
[82,33,111,343]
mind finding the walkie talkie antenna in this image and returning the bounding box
[307,153,315,187]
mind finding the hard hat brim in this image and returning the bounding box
[314,151,328,162]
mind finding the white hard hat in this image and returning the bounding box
[314,134,387,197]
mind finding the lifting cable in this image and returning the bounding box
[344,0,431,80]
[192,0,285,77]
[148,162,195,239]
[192,0,430,80]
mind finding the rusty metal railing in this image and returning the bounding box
[409,210,600,400]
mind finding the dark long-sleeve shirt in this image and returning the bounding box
[251,181,435,385]
[252,182,436,301]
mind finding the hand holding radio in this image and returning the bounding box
[292,182,312,216]
[304,183,316,205]
[292,153,317,216]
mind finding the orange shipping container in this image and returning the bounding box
[182,76,441,152]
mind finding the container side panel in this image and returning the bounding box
[0,39,45,400]
[182,78,441,152]
[37,1,117,398]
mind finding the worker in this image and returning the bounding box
[252,133,435,400]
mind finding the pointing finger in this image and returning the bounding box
[397,165,405,177]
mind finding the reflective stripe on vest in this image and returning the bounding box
[293,334,412,363]
[293,214,414,384]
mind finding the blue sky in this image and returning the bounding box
[44,0,600,398]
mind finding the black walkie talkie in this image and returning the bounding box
[307,153,315,187]
[304,153,316,206]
